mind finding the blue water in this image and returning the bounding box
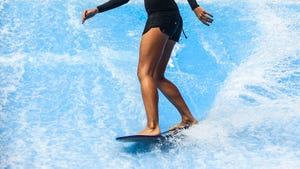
[1,0,300,168]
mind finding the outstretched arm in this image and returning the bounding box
[82,0,130,24]
[187,0,213,26]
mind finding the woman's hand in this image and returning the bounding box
[82,8,99,24]
[193,6,213,26]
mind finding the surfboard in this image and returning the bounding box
[116,127,187,142]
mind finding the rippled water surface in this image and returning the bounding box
[1,0,300,168]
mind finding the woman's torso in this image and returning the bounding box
[144,0,179,15]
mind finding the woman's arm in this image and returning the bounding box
[187,0,199,10]
[187,0,213,26]
[82,0,129,24]
[96,0,129,13]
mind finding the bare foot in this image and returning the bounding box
[169,119,198,131]
[136,127,160,136]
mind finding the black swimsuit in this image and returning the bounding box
[97,0,199,42]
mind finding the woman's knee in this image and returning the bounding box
[137,70,143,81]
[137,68,164,84]
[137,67,152,82]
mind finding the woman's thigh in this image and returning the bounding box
[138,28,169,77]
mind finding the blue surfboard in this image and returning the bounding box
[116,127,187,142]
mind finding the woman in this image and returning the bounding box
[82,0,213,136]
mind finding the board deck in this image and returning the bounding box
[116,127,187,142]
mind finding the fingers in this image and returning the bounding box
[82,10,88,24]
[82,8,97,24]
[204,11,213,18]
[200,11,214,26]
[204,14,214,26]
[194,7,214,26]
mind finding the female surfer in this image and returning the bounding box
[82,0,213,136]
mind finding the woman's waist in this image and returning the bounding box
[146,10,180,17]
[144,0,179,15]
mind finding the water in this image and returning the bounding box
[1,0,300,168]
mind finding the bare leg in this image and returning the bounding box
[154,40,198,131]
[137,28,169,136]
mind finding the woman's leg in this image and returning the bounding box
[154,40,198,130]
[137,28,169,136]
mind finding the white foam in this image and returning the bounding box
[184,1,300,168]
[168,43,185,68]
[99,47,145,133]
[209,1,300,123]
[201,36,230,65]
[0,54,26,108]
[1,1,299,169]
